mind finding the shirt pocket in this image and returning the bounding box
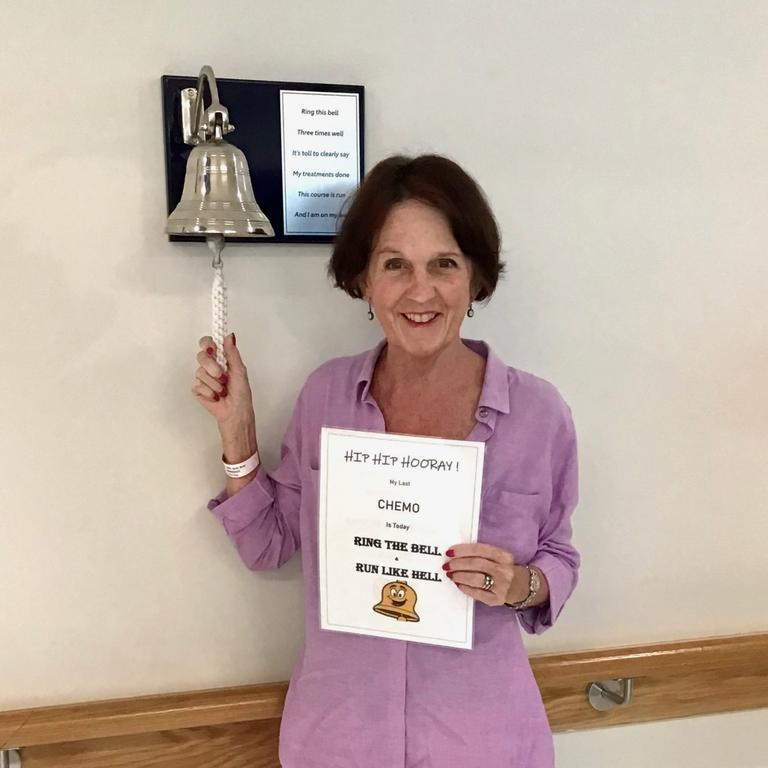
[306,466,320,512]
[480,488,542,564]
[301,467,322,555]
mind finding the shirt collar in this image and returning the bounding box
[357,338,510,415]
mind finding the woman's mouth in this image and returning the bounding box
[401,312,440,327]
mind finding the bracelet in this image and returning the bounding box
[222,449,260,478]
[505,565,541,610]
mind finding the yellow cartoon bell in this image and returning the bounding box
[373,581,420,622]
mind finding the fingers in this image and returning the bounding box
[453,582,502,607]
[194,336,229,401]
[222,332,246,373]
[445,556,502,574]
[197,333,247,377]
[445,542,514,566]
[196,348,226,381]
[191,379,221,403]
[447,563,512,607]
[447,564,500,590]
[444,546,517,607]
[195,365,228,397]
[446,559,504,594]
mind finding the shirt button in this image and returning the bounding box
[478,407,489,419]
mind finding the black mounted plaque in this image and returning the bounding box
[161,75,365,244]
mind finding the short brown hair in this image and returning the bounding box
[328,154,504,301]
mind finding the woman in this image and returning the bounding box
[192,155,579,767]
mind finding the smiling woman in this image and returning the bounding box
[328,155,509,443]
[365,199,474,358]
[329,154,504,303]
[193,153,580,767]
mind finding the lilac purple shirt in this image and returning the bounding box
[208,338,580,767]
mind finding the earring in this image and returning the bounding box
[467,303,475,318]
[367,303,375,321]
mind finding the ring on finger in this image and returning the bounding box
[481,573,494,592]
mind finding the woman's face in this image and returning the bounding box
[363,199,474,360]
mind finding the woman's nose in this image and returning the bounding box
[405,268,437,301]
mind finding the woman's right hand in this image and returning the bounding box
[192,333,255,428]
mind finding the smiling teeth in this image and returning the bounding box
[404,313,437,323]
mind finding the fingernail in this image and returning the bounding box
[446,549,455,557]
[219,374,228,384]
[446,572,454,579]
[220,387,227,398]
[442,562,451,571]
[206,347,214,356]
[232,332,237,347]
[213,394,220,402]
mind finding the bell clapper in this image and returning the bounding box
[208,234,228,372]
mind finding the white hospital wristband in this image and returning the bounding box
[222,450,260,478]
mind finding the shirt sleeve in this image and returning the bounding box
[517,400,580,635]
[205,389,305,571]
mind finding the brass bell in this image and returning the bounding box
[166,65,274,238]
[167,140,274,236]
[373,580,420,623]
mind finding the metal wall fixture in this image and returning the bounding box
[166,64,274,239]
[0,749,21,768]
[166,64,275,373]
[587,678,634,711]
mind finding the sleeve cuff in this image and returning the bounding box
[516,551,575,635]
[206,467,276,535]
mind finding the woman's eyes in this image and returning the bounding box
[382,258,459,271]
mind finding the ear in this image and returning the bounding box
[470,271,485,303]
[465,260,480,302]
[358,270,371,302]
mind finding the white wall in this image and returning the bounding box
[554,709,768,768]
[1,0,766,763]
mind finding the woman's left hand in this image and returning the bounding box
[443,543,522,607]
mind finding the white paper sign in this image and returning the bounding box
[319,428,485,649]
[280,90,361,235]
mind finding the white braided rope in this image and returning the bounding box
[206,235,228,372]
[212,265,228,371]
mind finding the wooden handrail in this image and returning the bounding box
[0,683,286,750]
[533,632,768,681]
[2,633,766,749]
[534,632,768,730]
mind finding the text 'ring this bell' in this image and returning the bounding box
[166,65,274,237]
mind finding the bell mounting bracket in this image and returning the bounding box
[181,65,235,146]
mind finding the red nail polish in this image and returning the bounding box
[446,572,454,579]
[446,549,455,557]
[213,394,220,402]
[219,374,228,384]
[206,347,214,356]
[442,563,450,571]
[220,387,227,398]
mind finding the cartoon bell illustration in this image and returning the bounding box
[373,580,420,622]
